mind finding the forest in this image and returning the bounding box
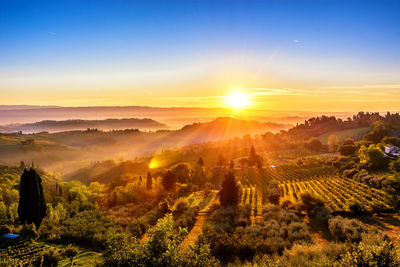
[1,112,400,266]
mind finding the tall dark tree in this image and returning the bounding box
[229,160,235,170]
[217,154,227,166]
[18,168,46,227]
[248,146,263,167]
[146,171,153,191]
[192,162,207,186]
[197,157,204,167]
[162,170,176,191]
[218,171,240,207]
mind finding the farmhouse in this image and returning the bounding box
[384,145,400,158]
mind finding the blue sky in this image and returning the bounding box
[0,0,399,110]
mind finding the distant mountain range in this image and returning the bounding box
[0,105,358,127]
[0,118,168,133]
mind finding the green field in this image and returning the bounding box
[317,127,370,143]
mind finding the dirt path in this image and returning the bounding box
[180,191,218,249]
[305,217,331,247]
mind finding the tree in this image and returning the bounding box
[343,138,355,145]
[170,163,192,183]
[162,170,176,191]
[192,163,207,186]
[18,168,46,227]
[248,146,263,167]
[41,248,61,267]
[358,144,389,170]
[218,171,240,207]
[382,136,400,147]
[229,160,235,170]
[217,154,227,166]
[328,134,339,152]
[197,157,204,167]
[364,121,390,143]
[146,171,153,191]
[339,144,357,156]
[299,192,325,217]
[64,244,79,266]
[304,137,323,151]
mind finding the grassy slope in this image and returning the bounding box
[317,127,369,143]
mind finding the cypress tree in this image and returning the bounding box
[146,171,152,191]
[197,157,204,167]
[218,171,240,207]
[18,168,46,227]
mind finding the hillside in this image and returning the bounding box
[179,117,290,142]
[0,118,168,133]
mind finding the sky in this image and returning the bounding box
[0,0,399,111]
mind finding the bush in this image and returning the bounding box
[299,192,325,217]
[60,209,114,248]
[64,244,79,266]
[349,200,366,214]
[41,247,62,267]
[358,144,389,170]
[328,216,365,243]
[287,222,311,243]
[19,223,39,241]
[104,214,218,266]
[339,144,357,156]
[304,138,323,151]
[342,232,400,266]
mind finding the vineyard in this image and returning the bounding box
[279,176,393,212]
[239,164,334,186]
[238,164,392,214]
[0,240,46,265]
[240,185,262,224]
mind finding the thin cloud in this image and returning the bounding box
[246,88,323,96]
[328,84,400,90]
[47,31,56,35]
[293,39,300,43]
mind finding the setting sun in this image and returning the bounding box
[226,91,251,109]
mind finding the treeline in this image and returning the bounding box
[286,112,400,140]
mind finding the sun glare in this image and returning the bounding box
[149,159,159,169]
[226,91,250,109]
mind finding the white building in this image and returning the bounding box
[384,146,400,158]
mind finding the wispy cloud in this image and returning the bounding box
[328,83,400,90]
[293,39,300,43]
[47,31,56,35]
[245,88,324,97]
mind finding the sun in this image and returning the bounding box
[226,91,250,109]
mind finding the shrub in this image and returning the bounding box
[41,247,62,267]
[64,244,79,266]
[328,216,365,243]
[299,192,325,217]
[287,222,311,243]
[349,200,366,214]
[342,232,400,266]
[304,138,323,151]
[19,223,39,241]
